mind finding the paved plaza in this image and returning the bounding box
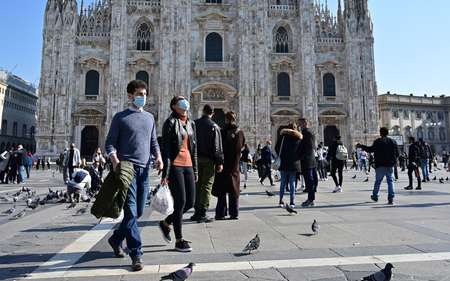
[1,167,450,281]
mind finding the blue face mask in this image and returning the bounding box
[177,99,190,111]
[133,96,146,108]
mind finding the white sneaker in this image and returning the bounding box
[333,186,342,193]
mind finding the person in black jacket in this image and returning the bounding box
[260,141,275,186]
[160,96,198,253]
[191,104,224,223]
[327,135,345,193]
[357,127,399,205]
[275,123,302,208]
[404,137,422,190]
[418,138,431,182]
[297,119,318,208]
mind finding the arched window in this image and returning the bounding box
[323,73,336,97]
[428,127,435,140]
[439,127,446,141]
[85,70,100,96]
[136,71,149,86]
[275,27,289,53]
[12,122,17,137]
[416,126,424,139]
[277,72,290,97]
[22,124,27,138]
[205,32,223,62]
[1,120,7,135]
[30,126,35,138]
[136,23,152,51]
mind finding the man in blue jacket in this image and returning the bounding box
[105,80,163,271]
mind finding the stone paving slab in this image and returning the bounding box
[1,168,450,280]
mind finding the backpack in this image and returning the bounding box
[336,144,348,161]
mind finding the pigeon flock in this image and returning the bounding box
[0,186,92,220]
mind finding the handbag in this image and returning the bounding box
[273,136,285,170]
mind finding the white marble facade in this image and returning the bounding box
[37,0,379,158]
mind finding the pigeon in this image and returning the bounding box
[363,177,369,182]
[160,263,195,280]
[242,234,260,254]
[439,178,445,184]
[39,198,47,206]
[13,196,18,202]
[361,263,394,281]
[3,205,16,215]
[10,209,26,220]
[352,175,357,179]
[312,219,320,235]
[27,197,40,210]
[265,190,275,197]
[26,198,32,206]
[446,177,449,181]
[432,176,437,181]
[67,202,77,209]
[76,205,89,215]
[285,203,298,215]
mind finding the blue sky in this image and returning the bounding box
[0,0,449,95]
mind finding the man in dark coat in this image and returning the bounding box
[297,119,318,208]
[404,137,422,190]
[212,111,245,220]
[358,127,399,205]
[260,141,275,186]
[191,104,224,223]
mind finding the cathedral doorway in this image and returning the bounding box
[324,125,340,147]
[81,126,99,161]
[212,108,225,128]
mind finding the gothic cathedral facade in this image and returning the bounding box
[37,0,378,158]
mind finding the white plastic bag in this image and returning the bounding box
[150,184,174,216]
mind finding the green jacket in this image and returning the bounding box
[91,161,135,219]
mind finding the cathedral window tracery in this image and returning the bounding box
[136,23,153,51]
[323,73,336,97]
[275,27,289,53]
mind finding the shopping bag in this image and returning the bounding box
[150,184,174,216]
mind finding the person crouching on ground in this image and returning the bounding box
[159,96,198,252]
[67,162,91,203]
[275,122,302,208]
[212,111,245,220]
[357,127,399,205]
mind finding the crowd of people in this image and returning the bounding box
[18,79,447,272]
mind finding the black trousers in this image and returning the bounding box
[317,160,327,179]
[330,159,344,187]
[165,166,195,240]
[303,168,318,202]
[260,163,273,185]
[407,164,421,188]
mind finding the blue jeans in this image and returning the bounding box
[110,165,149,258]
[420,159,429,180]
[373,166,395,200]
[279,171,297,205]
[17,166,26,183]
